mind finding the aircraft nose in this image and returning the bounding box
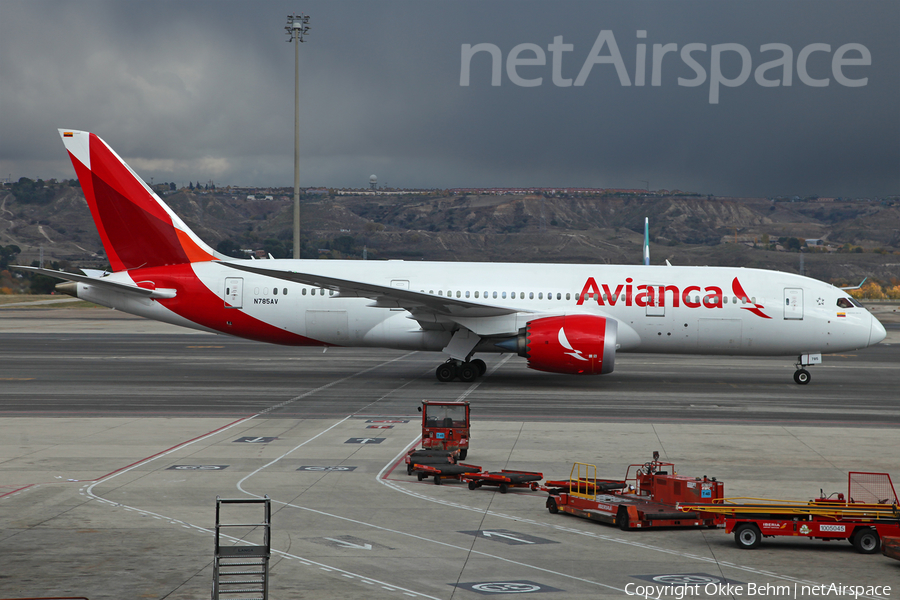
[869,315,887,346]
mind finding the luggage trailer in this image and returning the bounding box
[545,455,724,530]
[678,472,900,554]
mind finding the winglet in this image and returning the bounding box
[643,217,650,266]
[840,278,867,291]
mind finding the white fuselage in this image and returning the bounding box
[75,260,885,357]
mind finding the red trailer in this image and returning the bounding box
[418,400,470,459]
[680,472,900,554]
[462,469,544,493]
[545,453,725,529]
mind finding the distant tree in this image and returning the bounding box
[0,244,21,269]
[169,182,176,191]
[216,240,245,259]
[189,182,194,190]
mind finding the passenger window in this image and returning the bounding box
[329,290,334,296]
[263,287,269,295]
[538,292,543,299]
[529,292,534,299]
[557,293,562,300]
[254,287,259,295]
[456,291,461,298]
[493,292,497,299]
[284,288,287,295]
[302,288,306,295]
[465,291,470,298]
[502,292,507,299]
[474,291,479,298]
[837,298,854,309]
[273,288,278,296]
[566,293,571,300]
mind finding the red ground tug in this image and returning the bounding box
[679,471,900,554]
[417,400,470,460]
[545,453,724,529]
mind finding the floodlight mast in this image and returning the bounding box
[285,13,311,259]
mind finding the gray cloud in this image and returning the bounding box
[1,0,897,196]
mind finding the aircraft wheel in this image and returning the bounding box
[471,358,487,376]
[458,363,478,383]
[435,363,457,382]
[793,369,811,385]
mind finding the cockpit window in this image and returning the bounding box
[849,297,864,308]
[837,298,853,309]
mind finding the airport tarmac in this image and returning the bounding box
[1,306,899,600]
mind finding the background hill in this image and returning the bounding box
[2,179,899,293]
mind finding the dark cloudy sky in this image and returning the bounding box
[1,1,897,197]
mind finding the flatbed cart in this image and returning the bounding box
[546,454,724,530]
[418,400,471,459]
[462,470,543,493]
[405,449,459,475]
[883,536,900,561]
[414,462,482,485]
[679,471,900,554]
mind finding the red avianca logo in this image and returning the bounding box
[576,276,772,319]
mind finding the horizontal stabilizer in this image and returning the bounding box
[12,266,176,299]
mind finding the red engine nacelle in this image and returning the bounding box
[510,314,617,375]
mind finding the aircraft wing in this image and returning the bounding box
[219,262,526,319]
[12,266,176,299]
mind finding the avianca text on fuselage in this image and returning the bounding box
[576,276,770,318]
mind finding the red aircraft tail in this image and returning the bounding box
[59,129,220,272]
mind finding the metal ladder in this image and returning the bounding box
[213,496,271,600]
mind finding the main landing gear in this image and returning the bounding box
[435,358,487,383]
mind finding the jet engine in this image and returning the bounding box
[503,314,617,375]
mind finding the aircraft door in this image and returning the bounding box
[224,277,243,309]
[390,280,409,311]
[646,284,665,317]
[784,288,803,320]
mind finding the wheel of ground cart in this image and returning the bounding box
[458,449,467,460]
[434,475,442,485]
[852,528,880,554]
[407,464,413,475]
[436,363,457,382]
[468,481,477,490]
[615,508,630,531]
[793,369,811,385]
[547,498,559,514]
[734,523,762,549]
[499,483,509,494]
[417,472,426,481]
[458,362,478,383]
[471,358,487,376]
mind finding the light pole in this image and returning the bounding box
[285,13,310,259]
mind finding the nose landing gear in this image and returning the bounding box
[792,353,820,385]
[435,358,487,383]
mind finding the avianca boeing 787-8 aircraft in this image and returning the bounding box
[21,130,887,385]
